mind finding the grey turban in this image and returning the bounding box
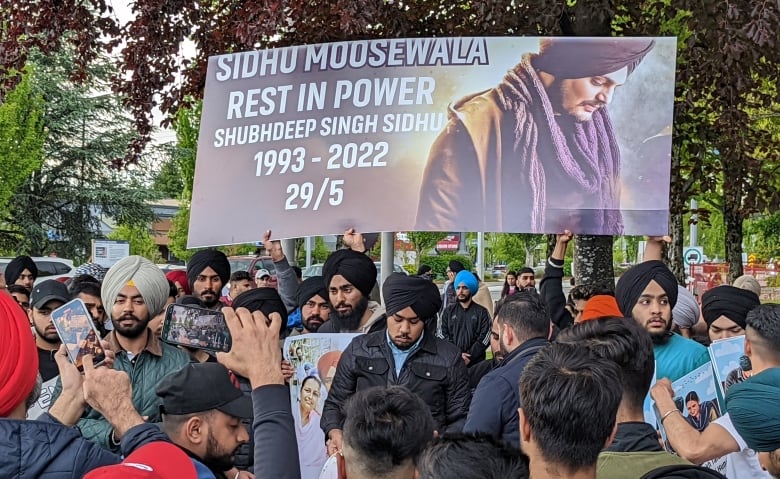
[672,285,700,330]
[102,256,170,319]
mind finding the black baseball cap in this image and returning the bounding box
[156,363,252,419]
[30,280,70,309]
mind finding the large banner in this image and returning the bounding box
[189,37,677,246]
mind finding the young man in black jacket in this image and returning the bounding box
[322,273,472,455]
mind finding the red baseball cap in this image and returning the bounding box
[84,441,196,479]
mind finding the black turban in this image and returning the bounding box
[322,249,376,298]
[615,260,678,315]
[533,37,656,79]
[383,273,442,322]
[187,250,230,288]
[5,255,38,284]
[448,260,465,273]
[297,276,328,308]
[232,287,289,332]
[701,285,759,329]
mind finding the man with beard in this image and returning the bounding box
[29,280,70,383]
[28,280,70,416]
[438,270,492,366]
[415,38,657,234]
[54,255,189,450]
[615,260,709,382]
[295,276,331,334]
[322,273,471,455]
[187,250,231,311]
[157,363,252,478]
[463,292,549,447]
[5,255,38,290]
[318,248,385,334]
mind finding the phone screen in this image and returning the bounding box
[162,303,232,352]
[50,299,107,370]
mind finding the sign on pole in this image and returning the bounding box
[91,240,130,268]
[684,246,704,266]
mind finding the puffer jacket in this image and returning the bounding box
[321,330,471,435]
[0,413,168,478]
[51,330,190,451]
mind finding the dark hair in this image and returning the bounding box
[684,391,699,403]
[343,386,434,475]
[746,305,780,359]
[70,281,102,300]
[495,291,549,341]
[7,284,31,297]
[230,270,253,283]
[500,271,517,297]
[300,375,322,392]
[556,317,654,410]
[520,342,622,471]
[66,274,101,294]
[518,267,535,277]
[292,265,302,279]
[417,433,530,479]
[570,282,615,302]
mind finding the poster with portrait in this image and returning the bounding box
[189,36,677,247]
[659,362,728,475]
[708,335,748,400]
[283,333,359,479]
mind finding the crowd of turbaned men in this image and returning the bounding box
[2,228,780,479]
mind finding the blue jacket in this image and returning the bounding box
[0,413,168,478]
[463,337,548,447]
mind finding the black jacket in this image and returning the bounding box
[539,257,574,330]
[463,337,548,447]
[321,331,471,435]
[438,301,492,364]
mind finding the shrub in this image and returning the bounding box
[419,254,473,280]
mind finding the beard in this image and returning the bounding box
[648,315,673,345]
[198,289,220,308]
[202,430,238,472]
[112,313,151,339]
[330,296,369,331]
[34,323,61,344]
[302,314,325,332]
[457,293,472,303]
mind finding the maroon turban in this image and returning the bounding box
[0,291,39,417]
[533,37,656,79]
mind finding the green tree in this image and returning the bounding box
[107,224,164,263]
[0,70,45,218]
[493,234,545,267]
[152,158,184,198]
[406,232,447,267]
[2,48,156,259]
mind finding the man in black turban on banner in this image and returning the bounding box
[187,250,231,311]
[321,273,471,457]
[416,37,657,234]
[615,260,708,382]
[318,248,385,334]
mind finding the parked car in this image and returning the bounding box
[157,263,186,274]
[227,255,278,287]
[0,256,75,285]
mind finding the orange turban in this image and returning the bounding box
[0,291,39,416]
[317,350,342,381]
[580,295,623,323]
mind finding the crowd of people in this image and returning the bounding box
[1,228,779,479]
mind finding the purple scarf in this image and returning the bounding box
[495,55,623,233]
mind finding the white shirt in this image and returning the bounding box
[714,413,773,479]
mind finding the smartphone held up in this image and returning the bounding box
[50,299,107,370]
[161,303,232,352]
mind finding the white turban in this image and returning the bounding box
[102,256,169,320]
[672,285,700,330]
